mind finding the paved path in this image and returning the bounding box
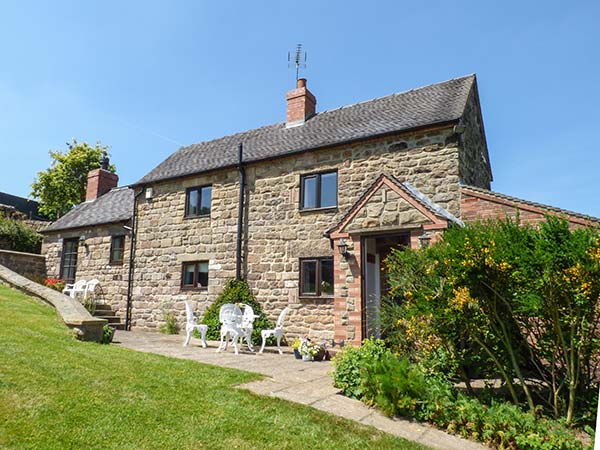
[114,330,485,450]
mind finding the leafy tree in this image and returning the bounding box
[31,139,115,220]
[383,217,600,425]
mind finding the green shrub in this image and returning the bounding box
[331,337,388,398]
[160,311,180,335]
[0,216,42,253]
[200,279,276,345]
[383,217,600,424]
[333,349,590,449]
[101,325,114,344]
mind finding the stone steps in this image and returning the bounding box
[91,303,125,330]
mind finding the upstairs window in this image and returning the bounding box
[110,235,125,265]
[300,171,337,210]
[181,261,209,289]
[185,185,212,217]
[300,257,334,297]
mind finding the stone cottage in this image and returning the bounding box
[42,75,600,344]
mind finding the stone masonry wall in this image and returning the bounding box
[132,126,462,339]
[458,83,492,189]
[43,223,130,317]
[0,249,46,281]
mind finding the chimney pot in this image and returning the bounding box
[297,78,307,88]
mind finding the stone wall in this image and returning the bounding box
[460,187,599,230]
[42,223,130,317]
[132,126,463,339]
[458,83,492,189]
[0,249,46,281]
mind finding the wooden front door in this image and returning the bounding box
[60,238,79,284]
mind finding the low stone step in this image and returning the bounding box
[94,304,114,312]
[108,323,126,330]
[95,315,122,324]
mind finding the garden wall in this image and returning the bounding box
[0,249,46,281]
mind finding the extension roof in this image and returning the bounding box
[43,187,133,233]
[0,192,47,220]
[136,75,477,185]
[461,185,600,225]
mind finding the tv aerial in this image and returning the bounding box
[288,44,307,81]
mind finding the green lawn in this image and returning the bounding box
[0,284,426,450]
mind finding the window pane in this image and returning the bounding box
[200,186,211,215]
[302,176,317,209]
[197,261,209,287]
[183,264,195,286]
[320,258,334,296]
[301,261,317,294]
[320,172,337,208]
[187,189,199,216]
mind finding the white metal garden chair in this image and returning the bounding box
[239,303,257,352]
[183,301,208,348]
[216,303,243,355]
[259,307,290,354]
[62,279,87,298]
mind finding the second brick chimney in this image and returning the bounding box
[85,157,118,201]
[286,78,316,127]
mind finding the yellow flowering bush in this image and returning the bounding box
[382,216,600,427]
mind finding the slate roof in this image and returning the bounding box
[461,185,600,224]
[136,75,476,185]
[0,192,47,220]
[43,187,134,232]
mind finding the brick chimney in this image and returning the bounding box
[85,157,118,201]
[286,78,316,127]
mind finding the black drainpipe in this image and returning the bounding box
[236,143,245,280]
[125,187,144,331]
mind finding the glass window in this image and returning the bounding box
[110,235,125,264]
[301,260,317,294]
[197,261,209,287]
[300,257,334,297]
[302,176,317,209]
[182,261,209,289]
[300,171,337,210]
[185,185,212,217]
[320,172,337,208]
[200,186,212,216]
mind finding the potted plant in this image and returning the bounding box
[299,337,322,362]
[291,337,302,359]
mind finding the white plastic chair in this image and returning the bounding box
[62,279,87,298]
[216,303,243,355]
[84,279,100,300]
[259,307,290,354]
[239,304,257,352]
[183,301,208,348]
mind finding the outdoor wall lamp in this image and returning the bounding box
[337,238,350,259]
[418,231,431,248]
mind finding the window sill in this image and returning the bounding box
[180,287,208,292]
[299,206,338,214]
[299,295,334,301]
[109,261,124,266]
[184,214,211,220]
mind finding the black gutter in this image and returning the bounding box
[236,143,245,280]
[125,188,144,331]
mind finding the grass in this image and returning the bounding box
[0,284,427,450]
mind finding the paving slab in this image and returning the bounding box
[114,330,486,450]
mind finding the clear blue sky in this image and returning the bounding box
[1,1,598,216]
